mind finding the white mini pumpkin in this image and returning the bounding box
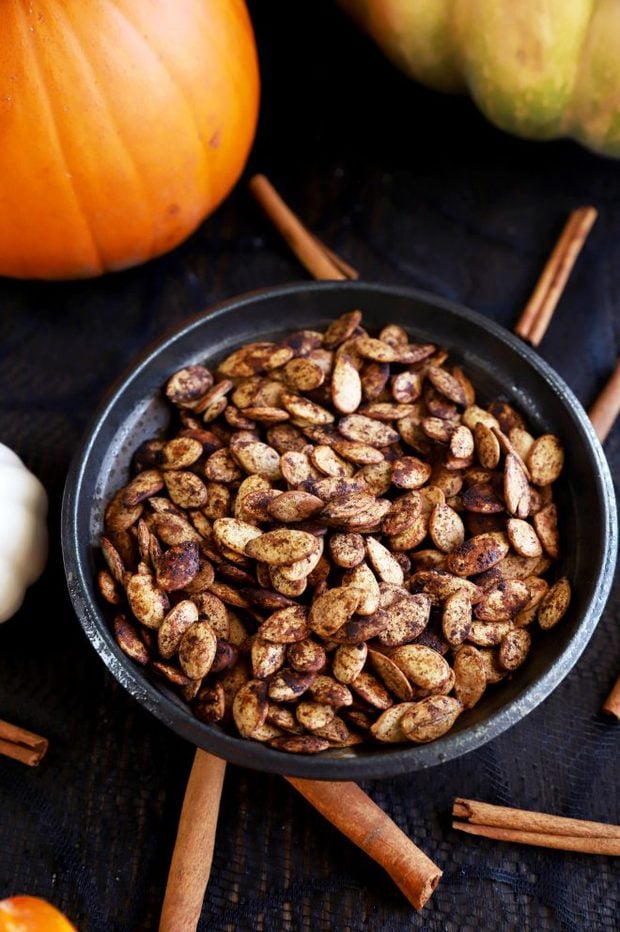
[0,443,48,622]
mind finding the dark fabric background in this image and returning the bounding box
[0,3,618,930]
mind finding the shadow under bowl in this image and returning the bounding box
[61,281,617,779]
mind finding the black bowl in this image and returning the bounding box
[61,281,617,779]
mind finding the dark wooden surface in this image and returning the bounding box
[0,3,618,930]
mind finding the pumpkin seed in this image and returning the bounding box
[309,674,354,707]
[211,639,238,674]
[332,439,385,464]
[401,696,463,743]
[474,422,501,470]
[281,390,335,426]
[332,642,368,684]
[391,455,432,490]
[370,703,417,743]
[445,532,509,577]
[421,416,453,444]
[375,593,431,647]
[166,365,213,408]
[232,679,269,737]
[475,579,530,621]
[269,735,330,754]
[304,475,367,502]
[331,352,363,414]
[204,448,243,484]
[504,453,531,518]
[338,414,399,446]
[462,481,504,513]
[309,585,362,637]
[429,504,465,553]
[283,329,324,356]
[213,518,263,556]
[101,535,126,585]
[453,645,486,708]
[267,423,307,453]
[245,529,319,565]
[310,445,352,478]
[509,427,535,462]
[409,570,482,606]
[329,532,366,568]
[230,439,282,481]
[368,649,413,700]
[202,482,231,519]
[312,716,352,744]
[287,638,327,673]
[328,608,390,645]
[193,682,226,723]
[150,660,191,687]
[462,405,500,432]
[379,323,408,347]
[251,636,287,679]
[284,356,325,391]
[398,342,437,365]
[268,668,317,702]
[442,590,473,646]
[126,572,168,628]
[391,370,423,404]
[467,621,513,646]
[269,567,307,597]
[113,613,150,665]
[105,490,143,533]
[258,604,309,643]
[323,310,362,348]
[507,518,542,558]
[538,577,571,629]
[426,366,468,405]
[98,568,122,605]
[266,704,304,735]
[156,541,200,591]
[267,490,324,522]
[498,628,531,670]
[527,434,564,486]
[158,600,199,659]
[365,536,404,585]
[390,644,452,691]
[533,503,560,559]
[361,361,391,401]
[296,701,336,731]
[193,591,229,637]
[350,670,393,709]
[178,622,217,680]
[341,562,380,615]
[450,425,474,459]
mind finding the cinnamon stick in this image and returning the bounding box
[452,798,620,856]
[453,821,620,856]
[602,674,620,720]
[248,174,358,281]
[453,798,620,840]
[588,359,620,444]
[159,750,226,932]
[515,206,598,347]
[0,718,48,766]
[287,777,442,910]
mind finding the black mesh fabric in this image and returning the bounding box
[0,3,618,930]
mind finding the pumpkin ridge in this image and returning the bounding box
[13,1,106,275]
[104,0,213,208]
[560,0,598,136]
[54,0,158,263]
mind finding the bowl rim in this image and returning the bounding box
[61,279,618,779]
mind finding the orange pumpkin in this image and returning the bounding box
[0,0,259,280]
[0,896,76,932]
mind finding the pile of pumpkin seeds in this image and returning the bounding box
[98,310,571,754]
